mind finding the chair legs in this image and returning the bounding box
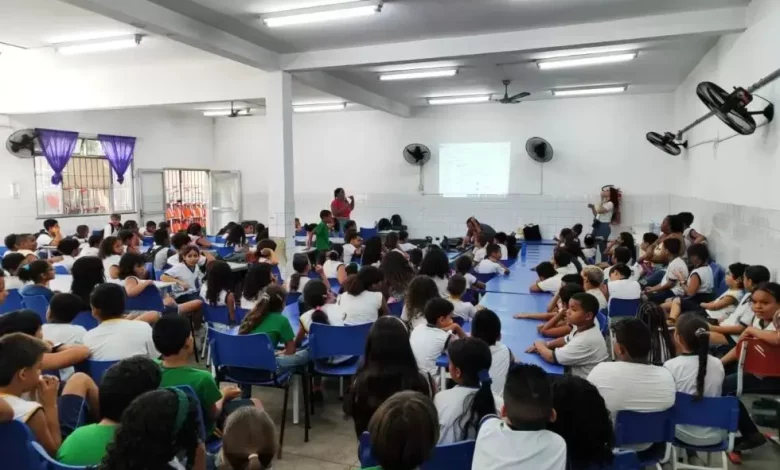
[302,369,311,443]
[188,316,200,363]
[278,383,290,459]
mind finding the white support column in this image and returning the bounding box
[266,71,296,271]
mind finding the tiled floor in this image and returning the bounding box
[233,377,780,470]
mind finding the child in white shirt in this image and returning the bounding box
[454,256,483,291]
[531,262,564,294]
[447,274,477,321]
[76,234,101,259]
[398,230,417,252]
[199,260,238,327]
[401,275,440,330]
[663,243,714,317]
[471,364,567,470]
[342,232,362,265]
[338,266,388,325]
[645,238,687,304]
[161,246,202,303]
[1,253,27,291]
[409,298,466,377]
[607,264,642,300]
[321,250,347,284]
[53,239,80,274]
[472,232,490,264]
[582,234,597,261]
[98,236,124,280]
[494,232,509,261]
[475,244,509,275]
[581,266,607,310]
[472,309,513,397]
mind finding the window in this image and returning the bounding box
[438,142,511,197]
[34,138,134,217]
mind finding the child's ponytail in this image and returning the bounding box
[448,337,495,441]
[17,260,49,284]
[290,254,310,293]
[238,285,286,335]
[676,313,712,401]
[303,280,329,326]
[694,328,710,400]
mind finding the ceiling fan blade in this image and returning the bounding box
[508,92,530,101]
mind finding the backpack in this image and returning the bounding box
[377,218,392,231]
[145,246,169,264]
[522,224,542,241]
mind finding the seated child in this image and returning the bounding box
[116,253,168,323]
[531,261,564,294]
[472,232,491,264]
[528,293,609,378]
[514,274,582,322]
[150,229,172,272]
[553,249,577,275]
[57,356,162,466]
[99,236,123,280]
[582,234,597,261]
[2,252,27,290]
[454,255,484,290]
[74,225,90,245]
[604,246,640,281]
[53,239,80,273]
[42,293,88,346]
[537,283,585,338]
[707,265,769,348]
[662,243,714,316]
[363,391,440,470]
[82,283,159,360]
[18,260,55,301]
[581,266,607,310]
[471,364,567,470]
[679,262,745,322]
[321,250,348,284]
[398,230,417,252]
[294,279,345,343]
[343,231,363,265]
[0,333,99,455]
[200,260,238,327]
[644,238,687,304]
[213,406,277,470]
[435,337,501,444]
[162,245,206,305]
[143,220,157,237]
[494,232,509,260]
[607,264,642,300]
[475,244,510,275]
[8,233,39,263]
[401,275,441,330]
[409,248,423,272]
[409,298,466,376]
[447,274,477,321]
[154,316,261,437]
[240,263,276,310]
[76,233,102,259]
[472,309,514,397]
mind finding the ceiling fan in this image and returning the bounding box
[493,80,531,104]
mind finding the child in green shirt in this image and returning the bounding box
[152,316,262,435]
[307,209,334,252]
[57,356,161,466]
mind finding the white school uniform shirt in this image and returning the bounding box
[240,295,259,310]
[664,354,726,446]
[401,306,427,330]
[399,242,417,252]
[42,323,86,345]
[706,288,744,321]
[690,265,714,294]
[299,304,345,332]
[431,275,449,297]
[36,233,53,247]
[554,324,609,378]
[151,245,171,271]
[489,343,511,397]
[582,247,597,260]
[463,272,477,289]
[450,298,477,321]
[165,263,200,297]
[471,416,567,470]
[476,259,505,275]
[104,223,120,238]
[586,287,608,310]
[410,324,452,376]
[473,247,487,263]
[558,264,578,276]
[342,243,357,264]
[596,201,614,223]
[661,257,689,296]
[77,246,99,259]
[721,293,755,342]
[608,279,642,300]
[54,255,76,273]
[166,253,207,268]
[285,275,310,293]
[0,394,42,423]
[435,386,504,444]
[338,290,383,325]
[537,273,564,294]
[83,319,159,360]
[9,249,38,259]
[199,285,229,306]
[102,255,122,280]
[750,313,777,331]
[322,259,343,279]
[499,244,508,261]
[4,275,25,291]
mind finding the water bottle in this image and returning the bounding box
[520,242,527,262]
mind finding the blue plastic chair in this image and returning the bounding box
[474,272,496,284]
[388,300,404,317]
[71,311,98,331]
[597,310,609,335]
[0,421,40,469]
[32,441,88,469]
[124,284,165,312]
[614,407,676,469]
[201,304,246,364]
[213,246,234,258]
[53,265,69,275]
[92,230,103,237]
[1,289,24,314]
[309,323,371,377]
[168,385,223,454]
[286,292,302,306]
[75,359,118,384]
[710,263,726,297]
[608,298,640,319]
[670,393,739,470]
[328,277,340,291]
[0,246,7,257]
[142,236,154,247]
[359,432,476,470]
[360,227,378,240]
[209,329,308,455]
[271,265,284,284]
[295,228,307,237]
[206,235,219,243]
[21,295,49,322]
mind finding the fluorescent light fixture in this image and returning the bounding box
[538,52,637,70]
[293,103,347,113]
[263,0,381,27]
[203,109,251,117]
[379,68,458,81]
[427,95,491,105]
[47,31,133,44]
[56,35,142,55]
[552,86,628,97]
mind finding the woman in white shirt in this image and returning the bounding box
[98,236,123,280]
[587,185,619,256]
[419,248,450,297]
[339,266,389,325]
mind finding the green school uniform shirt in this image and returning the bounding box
[57,423,117,466]
[158,363,222,434]
[314,221,331,251]
[249,312,295,346]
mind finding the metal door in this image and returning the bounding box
[136,169,166,226]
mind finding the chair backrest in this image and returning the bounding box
[271,265,284,284]
[203,303,232,326]
[388,300,404,317]
[597,311,608,335]
[142,236,154,247]
[53,265,69,275]
[328,278,340,291]
[737,337,780,378]
[168,385,207,442]
[360,227,378,239]
[0,246,7,257]
[358,432,378,467]
[309,322,372,360]
[124,284,165,312]
[21,295,49,322]
[607,298,640,319]
[144,262,155,280]
[710,263,726,296]
[586,450,641,470]
[71,311,98,331]
[1,289,24,314]
[673,392,739,432]
[614,407,675,448]
[209,328,278,372]
[0,421,40,470]
[214,246,235,258]
[421,440,476,470]
[32,441,88,469]
[461,289,475,303]
[76,359,119,384]
[474,272,496,284]
[285,292,302,306]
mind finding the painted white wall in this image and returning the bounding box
[215,93,676,238]
[0,109,214,237]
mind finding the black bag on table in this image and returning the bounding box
[523,224,542,241]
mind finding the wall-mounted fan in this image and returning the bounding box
[493,80,530,104]
[646,131,686,156]
[525,137,553,163]
[696,81,774,135]
[403,144,431,165]
[5,129,38,158]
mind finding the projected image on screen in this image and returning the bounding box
[439,142,511,197]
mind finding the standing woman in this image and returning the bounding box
[330,188,355,230]
[588,186,619,255]
[460,217,496,248]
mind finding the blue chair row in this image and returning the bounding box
[22,295,49,322]
[359,432,475,470]
[388,300,404,317]
[710,262,726,297]
[1,289,24,314]
[309,322,371,398]
[360,227,378,240]
[53,265,69,275]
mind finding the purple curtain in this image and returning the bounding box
[36,129,79,185]
[98,134,136,184]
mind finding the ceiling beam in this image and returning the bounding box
[280,7,747,71]
[294,72,411,117]
[59,0,280,71]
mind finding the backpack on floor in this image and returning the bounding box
[523,224,542,241]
